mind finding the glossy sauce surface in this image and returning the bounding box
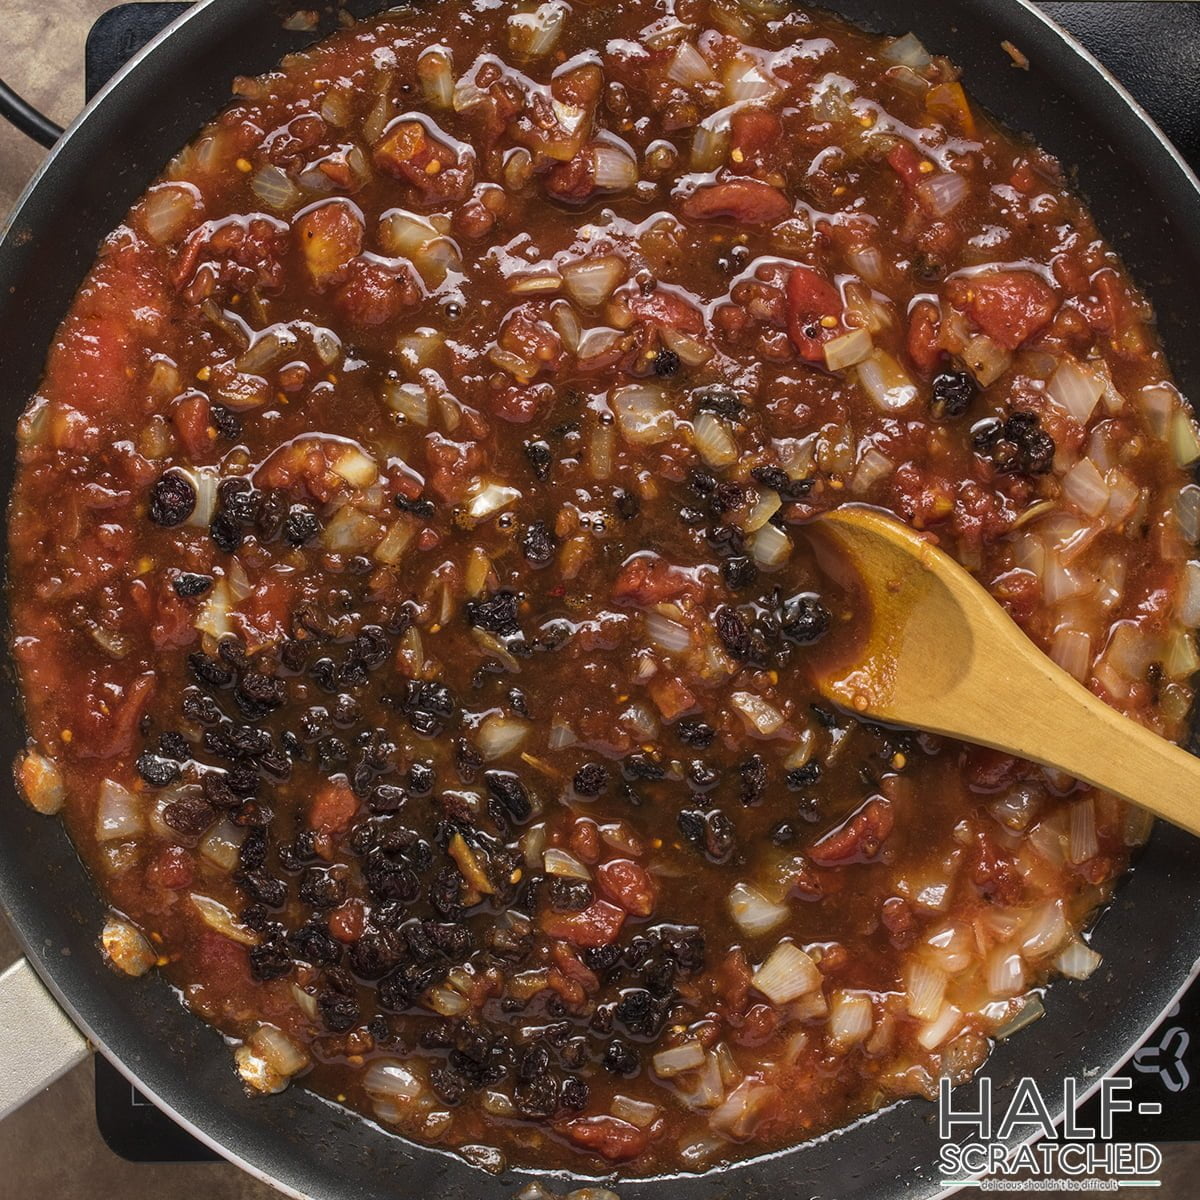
[9,0,1199,1176]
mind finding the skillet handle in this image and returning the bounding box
[0,78,63,149]
[0,957,90,1120]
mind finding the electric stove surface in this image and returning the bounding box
[82,0,1200,1164]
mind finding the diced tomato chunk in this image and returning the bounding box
[612,554,703,606]
[558,1115,650,1161]
[294,199,364,289]
[309,778,359,834]
[541,899,626,947]
[681,179,792,225]
[810,797,894,866]
[947,270,1058,350]
[596,858,657,917]
[786,265,844,362]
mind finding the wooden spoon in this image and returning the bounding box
[806,504,1200,837]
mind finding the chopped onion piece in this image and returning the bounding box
[986,946,1025,997]
[1171,410,1200,467]
[751,942,821,1004]
[1062,458,1109,518]
[692,115,731,171]
[507,1,567,58]
[904,960,947,1020]
[693,412,738,469]
[250,165,301,212]
[250,1023,309,1077]
[101,915,157,977]
[562,255,626,308]
[1055,938,1102,980]
[543,848,590,879]
[365,1058,426,1104]
[200,818,247,871]
[96,778,144,842]
[962,334,1013,387]
[851,447,894,495]
[728,881,788,936]
[828,990,873,1046]
[465,479,522,523]
[1047,358,1104,423]
[1178,486,1200,543]
[417,46,454,108]
[383,379,430,426]
[916,171,969,218]
[1068,798,1098,864]
[612,384,675,445]
[1164,628,1200,680]
[751,522,792,569]
[723,56,780,105]
[194,578,233,640]
[883,32,932,68]
[1179,561,1200,626]
[658,325,714,367]
[612,1095,661,1128]
[592,142,639,192]
[644,610,692,654]
[321,506,383,554]
[741,488,782,533]
[373,517,418,565]
[730,691,785,736]
[856,349,918,411]
[1050,628,1091,682]
[1020,898,1069,959]
[143,183,200,244]
[332,445,379,488]
[478,713,530,760]
[917,1002,962,1051]
[652,1040,706,1078]
[823,326,874,372]
[709,1079,779,1139]
[190,893,259,945]
[17,750,64,815]
[668,42,716,87]
[379,208,442,257]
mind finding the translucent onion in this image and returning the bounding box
[331,445,379,488]
[612,1095,661,1128]
[612,384,675,445]
[250,165,301,212]
[828,990,873,1046]
[652,1040,707,1077]
[365,1058,427,1105]
[1050,628,1092,682]
[465,479,522,523]
[1170,410,1200,467]
[1020,898,1069,960]
[668,42,716,86]
[851,447,894,495]
[883,32,932,68]
[478,713,530,760]
[1055,938,1102,981]
[17,751,64,815]
[321,507,384,554]
[379,208,442,257]
[962,334,1013,387]
[200,818,247,871]
[1179,561,1200,626]
[1047,358,1104,424]
[417,46,454,108]
[723,57,780,105]
[644,611,693,654]
[923,921,975,974]
[101,915,157,977]
[373,518,418,565]
[1138,383,1176,440]
[917,1002,962,1051]
[728,881,788,936]
[591,142,639,192]
[96,779,144,842]
[916,171,969,218]
[543,848,590,879]
[692,115,731,170]
[1068,797,1098,864]
[1062,458,1109,518]
[709,1080,779,1139]
[658,325,714,367]
[741,488,782,533]
[730,691,785,736]
[904,960,947,1020]
[507,1,567,58]
[856,348,919,411]
[751,942,821,1004]
[693,412,739,469]
[561,255,626,308]
[194,579,232,641]
[383,379,430,426]
[142,183,200,244]
[190,893,259,945]
[986,946,1025,997]
[249,1023,309,1078]
[751,522,792,569]
[823,326,874,372]
[1163,628,1200,680]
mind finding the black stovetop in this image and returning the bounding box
[83,0,1200,1164]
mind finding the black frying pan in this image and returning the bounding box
[2,2,1200,1196]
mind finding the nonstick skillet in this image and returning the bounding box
[1,2,1199,1197]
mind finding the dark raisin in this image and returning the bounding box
[350,927,403,979]
[676,720,715,749]
[521,520,557,566]
[365,852,420,904]
[299,866,347,908]
[210,404,242,439]
[614,488,640,520]
[148,472,196,527]
[454,738,483,784]
[283,506,320,546]
[289,924,342,966]
[653,347,681,377]
[583,944,622,972]
[780,594,832,645]
[485,770,532,821]
[786,761,823,788]
[721,556,759,590]
[572,762,610,798]
[465,591,522,637]
[715,606,753,660]
[548,877,593,911]
[172,572,212,599]
[738,754,768,805]
[602,1039,639,1076]
[974,411,1055,476]
[369,783,408,814]
[162,794,215,837]
[679,505,705,527]
[693,386,743,420]
[235,672,286,716]
[217,478,261,525]
[407,761,435,794]
[158,731,190,761]
[248,933,293,982]
[255,487,289,543]
[393,492,436,519]
[318,988,361,1033]
[560,1076,589,1110]
[430,1067,467,1106]
[237,869,287,908]
[770,820,798,845]
[523,439,553,481]
[181,687,222,725]
[931,369,977,420]
[136,751,180,788]
[622,752,665,782]
[209,512,243,554]
[687,761,720,791]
